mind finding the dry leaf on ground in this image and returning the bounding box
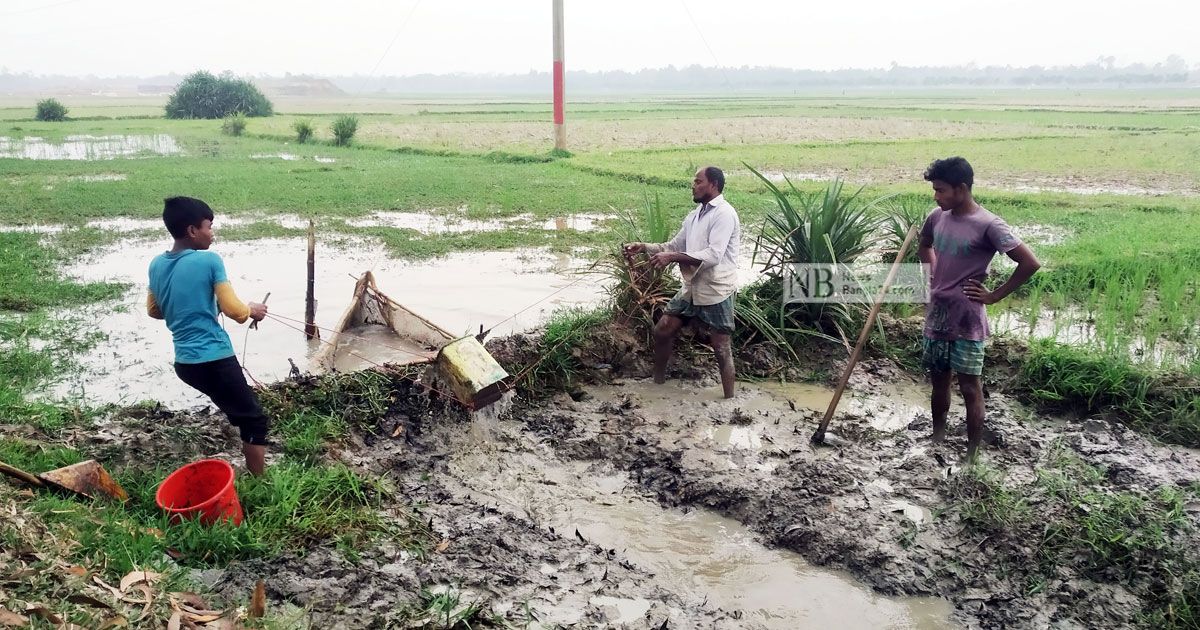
[97,615,129,629]
[0,607,28,627]
[24,604,63,624]
[67,593,113,609]
[119,570,162,593]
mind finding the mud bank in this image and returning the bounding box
[506,359,1200,628]
[62,388,730,628]
[60,363,956,628]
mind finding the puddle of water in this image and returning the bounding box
[762,380,935,433]
[0,224,64,234]
[587,596,652,624]
[541,214,610,232]
[79,213,312,232]
[885,500,933,526]
[48,238,604,408]
[1015,223,1072,246]
[249,153,301,161]
[345,211,613,234]
[1004,182,1198,197]
[58,173,128,183]
[633,379,933,434]
[451,449,954,629]
[757,170,830,183]
[992,306,1198,367]
[708,425,762,449]
[344,210,513,233]
[249,153,338,164]
[0,135,180,160]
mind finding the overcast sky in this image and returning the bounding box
[2,0,1196,76]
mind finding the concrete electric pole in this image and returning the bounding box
[552,0,566,151]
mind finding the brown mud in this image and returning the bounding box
[488,321,1200,628]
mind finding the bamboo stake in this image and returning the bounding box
[305,219,319,340]
[812,226,920,444]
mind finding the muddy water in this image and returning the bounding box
[992,305,1199,368]
[51,238,605,407]
[0,135,181,160]
[343,210,612,233]
[448,387,956,628]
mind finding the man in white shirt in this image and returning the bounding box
[624,166,741,398]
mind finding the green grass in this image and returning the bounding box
[0,232,125,310]
[0,233,121,433]
[1018,340,1200,446]
[523,306,613,391]
[948,450,1199,628]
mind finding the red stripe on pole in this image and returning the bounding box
[553,60,565,125]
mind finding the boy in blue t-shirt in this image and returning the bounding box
[147,196,270,475]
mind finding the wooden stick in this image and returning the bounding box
[0,461,43,487]
[812,226,920,443]
[305,219,319,340]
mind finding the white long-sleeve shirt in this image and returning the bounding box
[645,194,740,306]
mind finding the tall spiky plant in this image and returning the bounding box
[881,197,930,264]
[745,163,886,337]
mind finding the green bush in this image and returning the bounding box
[165,71,273,119]
[293,119,315,143]
[221,113,247,136]
[331,115,358,146]
[34,98,68,121]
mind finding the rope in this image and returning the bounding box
[480,257,603,338]
[266,312,435,361]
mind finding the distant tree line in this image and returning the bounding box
[0,57,1195,95]
[333,56,1198,93]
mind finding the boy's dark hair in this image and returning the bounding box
[923,157,974,189]
[703,165,725,192]
[163,196,214,238]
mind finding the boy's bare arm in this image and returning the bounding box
[146,292,164,320]
[963,244,1041,305]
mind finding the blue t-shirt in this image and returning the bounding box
[148,250,236,364]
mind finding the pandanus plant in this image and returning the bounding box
[745,163,886,340]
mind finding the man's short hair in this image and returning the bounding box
[703,166,725,192]
[162,196,214,239]
[923,157,974,189]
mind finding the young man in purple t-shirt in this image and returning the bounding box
[918,157,1041,463]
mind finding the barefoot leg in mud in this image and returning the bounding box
[710,332,735,398]
[243,442,266,476]
[930,370,952,442]
[958,373,985,463]
[653,315,685,384]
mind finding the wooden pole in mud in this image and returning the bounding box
[812,226,920,444]
[552,0,567,151]
[305,219,319,340]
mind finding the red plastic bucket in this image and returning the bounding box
[155,459,243,526]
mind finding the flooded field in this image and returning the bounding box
[50,238,605,407]
[0,134,181,159]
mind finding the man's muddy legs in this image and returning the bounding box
[652,315,684,384]
[958,373,985,463]
[930,370,952,442]
[710,332,735,399]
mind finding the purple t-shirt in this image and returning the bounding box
[921,206,1021,341]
